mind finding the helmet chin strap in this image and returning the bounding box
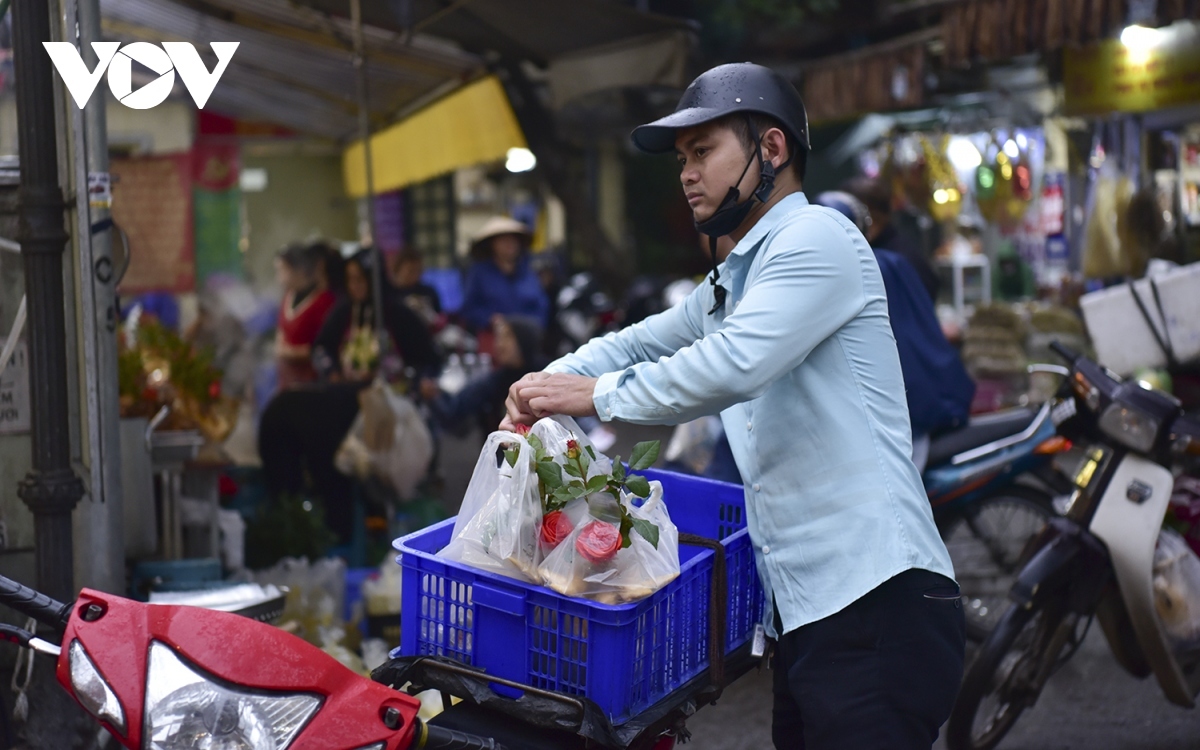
[694,119,780,315]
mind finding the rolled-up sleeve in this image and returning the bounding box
[594,215,867,424]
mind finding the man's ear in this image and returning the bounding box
[761,127,790,169]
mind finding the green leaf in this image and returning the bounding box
[624,474,651,498]
[619,514,634,549]
[551,488,575,509]
[526,433,544,454]
[629,441,660,471]
[612,459,626,482]
[630,518,660,549]
[568,484,586,498]
[563,461,584,478]
[536,460,563,489]
[585,475,608,494]
[585,445,597,460]
[503,447,520,468]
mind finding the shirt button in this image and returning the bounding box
[762,545,771,554]
[746,421,753,431]
[606,408,612,416]
[753,483,761,492]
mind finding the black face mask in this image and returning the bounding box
[693,120,782,315]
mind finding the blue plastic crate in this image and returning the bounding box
[394,469,764,725]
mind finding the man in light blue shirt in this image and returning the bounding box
[502,63,964,750]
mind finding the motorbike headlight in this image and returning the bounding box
[69,640,126,734]
[143,641,321,750]
[1098,401,1160,453]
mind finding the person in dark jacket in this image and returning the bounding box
[391,249,442,326]
[815,191,973,468]
[842,176,941,302]
[421,314,545,436]
[460,216,549,332]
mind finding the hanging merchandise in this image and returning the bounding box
[975,132,1036,231]
[1082,158,1136,279]
[975,138,999,220]
[923,134,964,222]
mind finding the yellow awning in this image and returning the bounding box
[343,75,527,198]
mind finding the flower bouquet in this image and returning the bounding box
[438,416,680,603]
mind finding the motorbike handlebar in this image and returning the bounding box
[416,721,507,750]
[0,574,72,632]
[1049,340,1080,364]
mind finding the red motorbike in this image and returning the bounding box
[0,577,502,749]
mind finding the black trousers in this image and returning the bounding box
[258,382,365,542]
[771,568,965,750]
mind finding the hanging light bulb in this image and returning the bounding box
[505,148,537,173]
[946,136,982,172]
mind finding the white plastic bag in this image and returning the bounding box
[538,480,680,605]
[437,416,609,581]
[1153,528,1200,646]
[335,381,433,500]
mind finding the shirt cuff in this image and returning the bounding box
[592,370,622,422]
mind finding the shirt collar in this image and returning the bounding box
[727,191,809,260]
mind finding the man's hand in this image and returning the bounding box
[501,371,551,431]
[501,372,599,430]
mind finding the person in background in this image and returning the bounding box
[391,248,442,327]
[274,241,339,390]
[259,248,440,544]
[814,191,973,469]
[842,176,940,301]
[313,248,441,383]
[460,216,549,332]
[420,314,545,436]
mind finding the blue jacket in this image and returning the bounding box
[460,257,549,332]
[873,249,974,436]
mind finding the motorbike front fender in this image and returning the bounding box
[1009,517,1110,610]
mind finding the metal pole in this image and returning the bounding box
[350,0,387,356]
[70,0,125,593]
[11,0,85,602]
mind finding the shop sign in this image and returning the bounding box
[0,338,30,435]
[1064,23,1200,116]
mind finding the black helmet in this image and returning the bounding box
[631,63,810,155]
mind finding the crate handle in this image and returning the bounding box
[679,532,727,691]
[472,582,525,615]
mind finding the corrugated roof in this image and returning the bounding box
[100,0,481,139]
[294,0,695,66]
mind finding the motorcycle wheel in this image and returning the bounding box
[939,486,1053,641]
[946,599,1078,750]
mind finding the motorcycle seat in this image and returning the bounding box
[926,406,1040,468]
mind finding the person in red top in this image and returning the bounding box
[275,241,339,390]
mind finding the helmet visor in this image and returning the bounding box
[631,106,731,154]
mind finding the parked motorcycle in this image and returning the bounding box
[0,578,503,749]
[925,385,1075,640]
[946,342,1200,750]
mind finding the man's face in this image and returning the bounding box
[675,122,757,223]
